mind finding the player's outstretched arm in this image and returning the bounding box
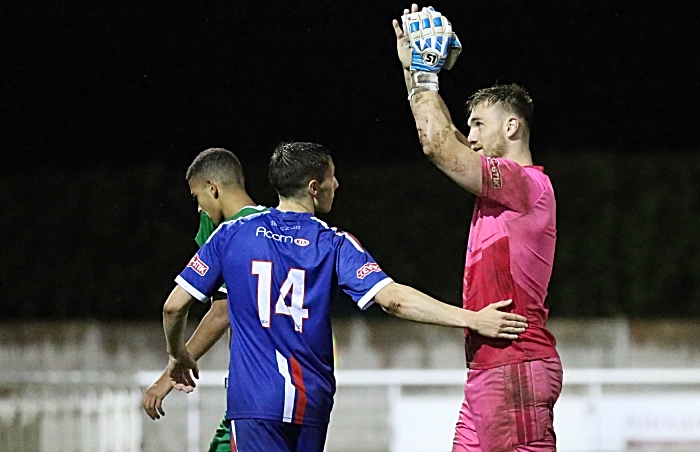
[374,282,527,339]
[393,5,483,196]
[144,297,230,419]
[163,285,200,393]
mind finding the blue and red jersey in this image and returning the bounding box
[176,208,391,426]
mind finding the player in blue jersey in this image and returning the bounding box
[162,142,528,451]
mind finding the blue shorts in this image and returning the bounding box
[230,418,328,452]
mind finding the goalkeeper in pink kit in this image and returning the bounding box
[393,5,562,452]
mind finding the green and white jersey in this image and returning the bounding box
[195,205,269,247]
[194,205,268,294]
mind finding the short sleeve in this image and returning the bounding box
[176,232,225,303]
[480,156,545,213]
[336,234,393,310]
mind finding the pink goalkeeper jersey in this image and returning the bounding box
[463,156,559,370]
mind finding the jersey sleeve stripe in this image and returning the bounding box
[340,232,364,253]
[175,275,209,303]
[357,277,393,310]
[310,217,365,253]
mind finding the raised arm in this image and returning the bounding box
[373,282,527,340]
[393,5,483,195]
[410,91,483,194]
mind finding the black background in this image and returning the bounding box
[2,1,700,319]
[5,1,700,168]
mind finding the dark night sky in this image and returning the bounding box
[3,2,700,320]
[3,1,700,171]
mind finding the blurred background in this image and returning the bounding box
[2,1,700,450]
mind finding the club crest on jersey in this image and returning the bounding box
[487,158,502,188]
[187,254,209,276]
[356,262,381,279]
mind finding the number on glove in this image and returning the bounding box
[401,6,462,73]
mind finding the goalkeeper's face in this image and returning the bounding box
[467,103,508,159]
[313,160,339,215]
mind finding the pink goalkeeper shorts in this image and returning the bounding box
[452,357,563,452]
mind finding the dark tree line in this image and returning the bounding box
[2,152,699,320]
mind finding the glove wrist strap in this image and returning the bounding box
[408,71,439,100]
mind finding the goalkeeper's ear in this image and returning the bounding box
[443,34,462,71]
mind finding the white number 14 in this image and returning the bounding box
[251,260,309,333]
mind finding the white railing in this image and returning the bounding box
[3,369,700,451]
[0,373,141,452]
[134,368,700,452]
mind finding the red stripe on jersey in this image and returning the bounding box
[290,355,307,424]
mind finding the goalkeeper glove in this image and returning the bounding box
[401,6,462,73]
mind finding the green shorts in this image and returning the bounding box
[208,416,231,452]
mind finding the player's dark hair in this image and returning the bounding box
[269,142,332,199]
[185,148,244,188]
[465,84,534,136]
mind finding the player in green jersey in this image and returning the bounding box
[142,148,267,452]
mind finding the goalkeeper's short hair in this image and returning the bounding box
[466,84,534,136]
[186,148,245,188]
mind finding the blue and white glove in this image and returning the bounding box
[401,6,462,73]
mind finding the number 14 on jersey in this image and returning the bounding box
[252,261,309,333]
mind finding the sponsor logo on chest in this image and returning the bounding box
[256,226,309,247]
[187,253,209,276]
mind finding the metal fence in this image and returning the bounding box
[0,372,141,452]
[3,369,700,451]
